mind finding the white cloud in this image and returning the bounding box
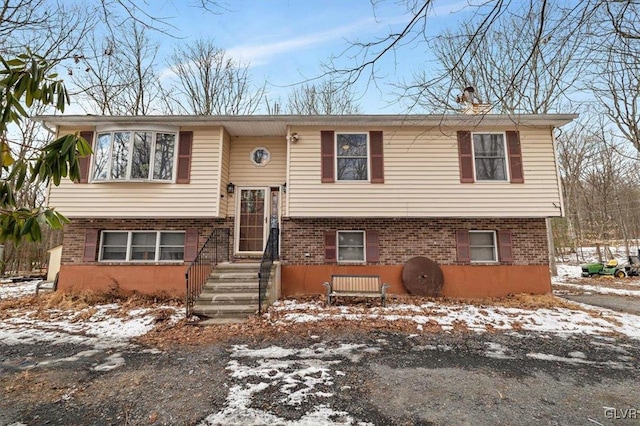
[226,17,377,65]
[224,1,472,66]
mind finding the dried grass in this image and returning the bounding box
[0,289,604,350]
[137,314,446,350]
[471,293,581,310]
[378,292,580,310]
[2,370,69,403]
[143,293,582,349]
[2,289,181,309]
[0,290,183,321]
[296,292,580,311]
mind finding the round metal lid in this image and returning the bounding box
[402,256,444,296]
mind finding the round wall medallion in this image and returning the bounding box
[250,147,271,166]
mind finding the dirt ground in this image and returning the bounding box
[1,324,639,426]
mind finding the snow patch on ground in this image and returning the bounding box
[201,344,376,426]
[270,300,640,340]
[33,349,102,368]
[526,352,632,369]
[553,265,582,281]
[0,279,41,299]
[0,304,162,349]
[1,298,182,371]
[485,342,514,360]
[93,353,126,372]
[231,343,375,363]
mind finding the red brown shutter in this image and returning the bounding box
[369,131,384,183]
[177,131,193,184]
[184,229,199,262]
[506,131,524,183]
[77,131,94,184]
[366,230,380,263]
[82,229,99,262]
[457,131,474,183]
[324,231,337,262]
[456,230,471,262]
[498,230,514,262]
[321,131,335,183]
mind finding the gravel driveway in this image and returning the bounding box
[2,329,639,426]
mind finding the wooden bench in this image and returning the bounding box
[322,274,390,307]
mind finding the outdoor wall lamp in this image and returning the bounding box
[282,182,287,193]
[227,182,235,194]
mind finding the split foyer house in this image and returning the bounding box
[36,113,576,308]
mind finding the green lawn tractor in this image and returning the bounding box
[581,259,626,278]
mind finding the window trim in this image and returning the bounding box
[91,128,179,183]
[98,230,186,263]
[249,146,271,167]
[468,230,498,263]
[471,132,509,182]
[335,132,370,182]
[336,230,366,263]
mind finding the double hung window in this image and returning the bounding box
[336,133,368,181]
[473,133,507,181]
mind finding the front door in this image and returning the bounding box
[236,188,268,254]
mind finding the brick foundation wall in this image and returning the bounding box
[61,218,233,264]
[281,217,549,266]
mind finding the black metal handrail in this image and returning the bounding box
[185,227,230,317]
[258,227,279,314]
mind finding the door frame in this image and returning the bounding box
[234,186,270,255]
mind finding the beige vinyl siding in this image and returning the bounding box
[47,126,222,218]
[225,136,286,217]
[287,126,562,217]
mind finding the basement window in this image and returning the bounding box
[469,230,498,262]
[337,231,366,263]
[99,231,185,262]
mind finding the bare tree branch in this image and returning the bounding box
[169,39,265,115]
[286,79,360,114]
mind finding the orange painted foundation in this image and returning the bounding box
[281,264,551,299]
[58,263,551,300]
[58,265,187,298]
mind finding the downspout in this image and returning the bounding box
[548,125,564,277]
[216,127,224,218]
[285,125,291,217]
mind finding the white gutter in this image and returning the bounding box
[32,113,579,129]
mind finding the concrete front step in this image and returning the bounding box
[192,303,258,317]
[214,262,260,270]
[208,272,259,282]
[191,262,271,322]
[195,292,260,304]
[196,317,248,325]
[202,282,260,292]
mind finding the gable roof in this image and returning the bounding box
[33,114,577,137]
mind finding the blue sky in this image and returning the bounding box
[144,0,471,113]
